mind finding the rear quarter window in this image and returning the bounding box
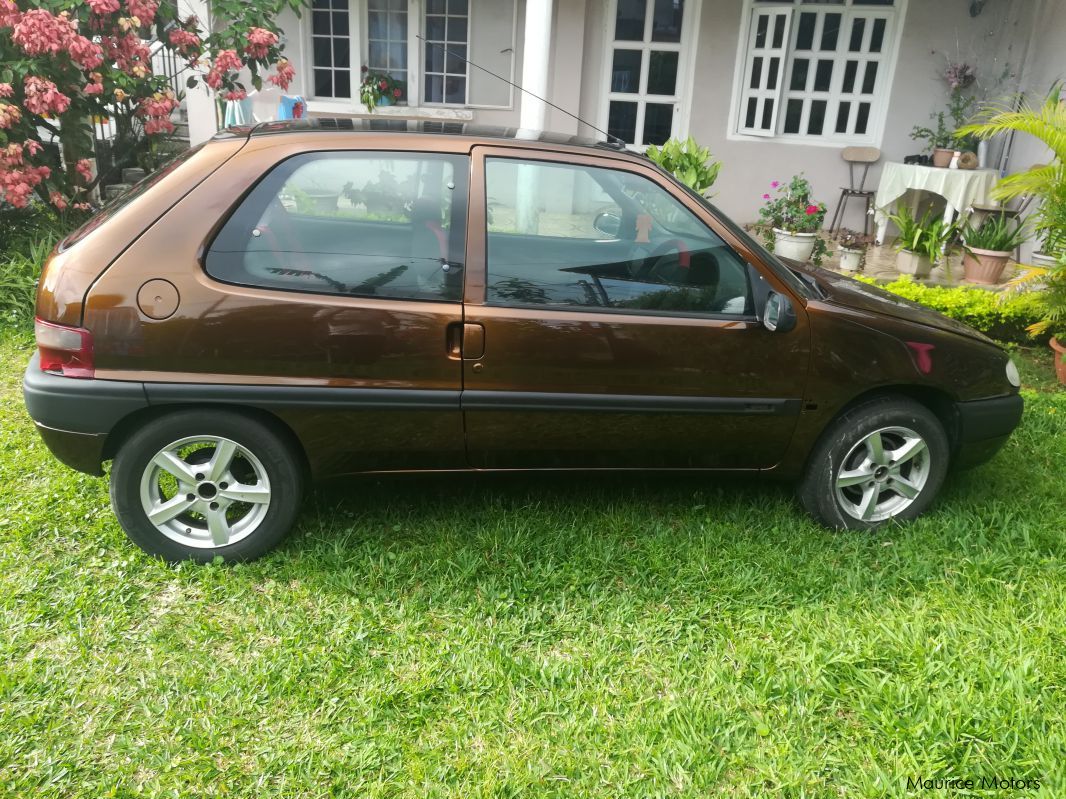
[205,151,469,302]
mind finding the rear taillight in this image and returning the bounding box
[35,317,95,379]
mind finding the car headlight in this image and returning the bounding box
[1006,358,1021,388]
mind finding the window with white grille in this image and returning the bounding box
[366,0,408,83]
[736,0,902,143]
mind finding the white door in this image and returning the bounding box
[602,0,695,148]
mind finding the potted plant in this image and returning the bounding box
[911,62,978,167]
[960,213,1027,284]
[835,229,868,273]
[359,67,405,112]
[758,175,828,266]
[911,112,958,168]
[645,137,721,196]
[887,206,932,277]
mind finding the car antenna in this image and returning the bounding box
[415,35,627,147]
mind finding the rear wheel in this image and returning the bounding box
[798,396,949,530]
[110,410,304,562]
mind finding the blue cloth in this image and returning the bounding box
[277,95,306,120]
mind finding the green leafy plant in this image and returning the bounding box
[359,67,406,112]
[1031,170,1066,257]
[886,206,957,266]
[962,213,1028,253]
[0,237,53,324]
[645,137,721,196]
[910,112,957,151]
[911,62,978,153]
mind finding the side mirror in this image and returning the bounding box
[593,211,622,238]
[762,291,797,333]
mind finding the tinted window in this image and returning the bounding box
[484,159,753,316]
[207,152,468,301]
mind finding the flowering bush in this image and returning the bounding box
[359,67,405,112]
[0,0,303,211]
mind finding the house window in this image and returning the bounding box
[605,0,691,148]
[367,0,408,83]
[312,0,352,99]
[423,0,469,104]
[308,0,508,108]
[737,0,902,143]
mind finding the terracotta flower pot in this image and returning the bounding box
[1051,337,1066,386]
[896,249,932,277]
[962,247,1011,284]
[931,148,954,168]
[773,229,817,262]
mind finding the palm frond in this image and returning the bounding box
[990,164,1065,201]
[956,85,1066,162]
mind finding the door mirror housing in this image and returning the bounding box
[762,291,796,333]
[593,211,622,239]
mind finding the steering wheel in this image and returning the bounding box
[637,237,691,281]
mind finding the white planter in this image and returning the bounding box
[1032,251,1061,268]
[838,247,863,272]
[896,249,932,277]
[773,228,817,262]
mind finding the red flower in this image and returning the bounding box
[805,204,819,215]
[378,79,387,90]
[762,193,770,200]
[392,88,401,98]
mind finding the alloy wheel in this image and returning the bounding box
[834,426,931,522]
[138,435,272,549]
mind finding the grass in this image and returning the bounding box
[1,324,1065,798]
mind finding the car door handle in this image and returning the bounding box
[446,322,485,361]
[461,323,485,361]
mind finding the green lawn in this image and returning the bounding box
[1,325,1064,798]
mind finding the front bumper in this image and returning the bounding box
[23,354,149,475]
[953,393,1024,469]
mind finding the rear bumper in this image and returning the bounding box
[953,393,1024,469]
[23,354,148,475]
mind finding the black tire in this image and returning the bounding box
[797,395,949,531]
[110,409,304,563]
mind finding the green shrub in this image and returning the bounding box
[855,276,1046,343]
[645,137,721,196]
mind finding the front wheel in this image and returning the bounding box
[798,396,949,530]
[110,410,304,562]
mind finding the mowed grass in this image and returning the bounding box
[1,326,1064,798]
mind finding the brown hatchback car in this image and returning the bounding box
[24,120,1023,561]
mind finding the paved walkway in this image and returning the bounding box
[820,241,1023,291]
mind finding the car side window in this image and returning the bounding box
[484,158,753,316]
[206,152,468,301]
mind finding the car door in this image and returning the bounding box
[459,146,811,470]
[88,145,471,477]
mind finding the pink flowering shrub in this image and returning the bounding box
[0,0,301,210]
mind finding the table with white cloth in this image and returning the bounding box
[873,162,1000,245]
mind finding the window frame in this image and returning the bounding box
[476,152,761,322]
[304,0,518,112]
[728,0,908,148]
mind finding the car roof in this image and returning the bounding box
[215,118,639,159]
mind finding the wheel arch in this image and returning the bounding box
[819,384,960,457]
[102,403,311,478]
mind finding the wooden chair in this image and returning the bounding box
[828,146,881,238]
